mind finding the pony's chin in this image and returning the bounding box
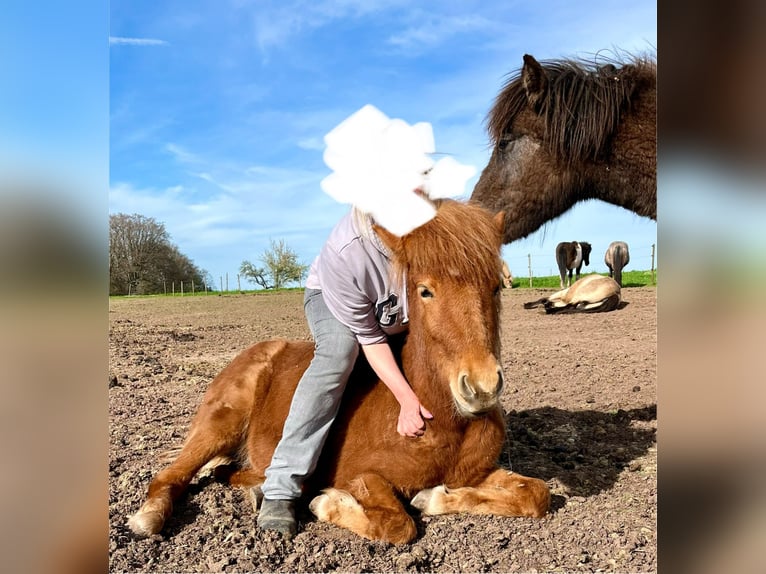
[453,397,499,418]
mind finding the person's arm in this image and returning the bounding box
[362,342,433,437]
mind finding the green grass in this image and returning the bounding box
[111,272,657,298]
[511,270,657,289]
[109,286,306,299]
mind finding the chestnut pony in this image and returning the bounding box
[471,53,656,244]
[128,199,550,544]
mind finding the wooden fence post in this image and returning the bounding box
[528,254,532,287]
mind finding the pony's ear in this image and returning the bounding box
[521,54,547,108]
[373,224,403,254]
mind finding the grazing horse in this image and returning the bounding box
[471,52,656,243]
[604,241,630,287]
[556,241,592,289]
[127,200,550,545]
[524,274,621,314]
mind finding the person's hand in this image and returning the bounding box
[397,398,434,437]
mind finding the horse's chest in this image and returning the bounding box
[572,244,583,268]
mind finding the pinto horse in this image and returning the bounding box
[128,199,550,544]
[604,241,630,287]
[471,52,656,243]
[556,241,592,289]
[524,274,621,314]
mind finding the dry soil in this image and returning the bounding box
[109,287,656,573]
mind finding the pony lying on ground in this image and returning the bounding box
[605,241,630,287]
[471,52,656,243]
[523,275,622,314]
[556,241,592,289]
[128,199,550,545]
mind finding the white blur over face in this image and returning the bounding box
[319,104,476,236]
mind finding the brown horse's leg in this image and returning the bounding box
[127,402,249,537]
[411,469,550,519]
[309,473,417,544]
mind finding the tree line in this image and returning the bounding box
[110,213,309,296]
[109,214,208,295]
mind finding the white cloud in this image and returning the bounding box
[165,143,201,164]
[297,137,324,151]
[109,36,169,46]
[248,0,409,54]
[388,14,493,51]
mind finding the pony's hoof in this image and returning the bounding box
[308,493,329,518]
[127,510,165,537]
[309,488,360,522]
[410,485,446,514]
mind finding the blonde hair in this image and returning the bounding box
[351,206,376,241]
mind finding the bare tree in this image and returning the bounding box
[109,213,206,295]
[239,260,271,289]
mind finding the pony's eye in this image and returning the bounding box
[418,285,434,299]
[498,133,518,152]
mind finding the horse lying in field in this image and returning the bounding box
[604,241,630,287]
[556,241,591,289]
[523,274,621,314]
[471,52,656,243]
[128,199,550,544]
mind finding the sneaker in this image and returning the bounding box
[257,498,297,538]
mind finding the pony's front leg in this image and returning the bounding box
[411,469,550,519]
[309,473,417,544]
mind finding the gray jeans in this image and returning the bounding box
[261,288,359,500]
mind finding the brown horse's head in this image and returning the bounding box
[471,52,657,243]
[580,242,592,266]
[375,199,505,417]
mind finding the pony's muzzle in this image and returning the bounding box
[455,367,504,415]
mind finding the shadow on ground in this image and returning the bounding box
[501,405,656,498]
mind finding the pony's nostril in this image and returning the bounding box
[459,374,475,398]
[495,369,504,394]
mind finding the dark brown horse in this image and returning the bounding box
[556,241,592,289]
[471,52,656,243]
[524,274,621,314]
[604,241,630,287]
[128,199,550,544]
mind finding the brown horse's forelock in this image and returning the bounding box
[393,200,500,286]
[487,55,656,164]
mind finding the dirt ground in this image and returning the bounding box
[109,286,656,573]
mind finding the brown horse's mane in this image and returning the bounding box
[487,53,657,164]
[394,199,501,286]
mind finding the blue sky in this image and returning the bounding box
[109,0,657,285]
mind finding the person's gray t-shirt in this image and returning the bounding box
[305,211,408,345]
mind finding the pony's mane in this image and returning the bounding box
[487,54,656,164]
[395,199,501,286]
